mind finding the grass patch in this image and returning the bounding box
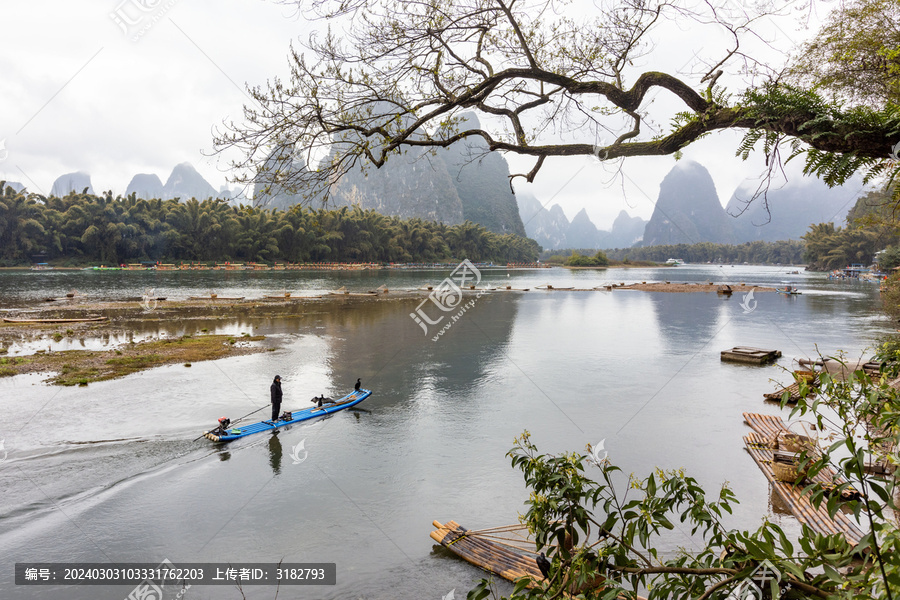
[0,356,29,366]
[0,334,268,386]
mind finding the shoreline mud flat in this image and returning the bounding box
[0,283,777,340]
[627,282,776,293]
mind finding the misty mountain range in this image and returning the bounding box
[7,163,241,202]
[640,161,859,248]
[518,161,861,250]
[517,193,647,250]
[5,153,863,252]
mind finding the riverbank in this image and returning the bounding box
[628,282,775,293]
[0,333,267,385]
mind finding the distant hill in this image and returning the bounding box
[329,147,465,225]
[164,162,218,200]
[252,113,529,232]
[1,181,26,193]
[441,113,526,235]
[126,173,165,199]
[517,193,646,250]
[607,210,645,248]
[567,208,607,248]
[50,172,94,197]
[517,192,571,249]
[724,176,861,241]
[252,147,318,210]
[642,161,735,246]
[121,163,232,202]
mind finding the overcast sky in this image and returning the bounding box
[0,1,862,230]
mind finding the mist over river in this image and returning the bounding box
[0,265,890,599]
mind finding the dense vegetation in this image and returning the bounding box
[603,240,806,265]
[802,188,899,271]
[0,185,541,265]
[563,251,610,267]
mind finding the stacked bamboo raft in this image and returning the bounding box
[742,413,864,546]
[721,347,782,365]
[431,521,545,584]
[744,413,861,499]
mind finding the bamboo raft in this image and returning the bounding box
[3,316,107,324]
[721,346,782,365]
[742,413,864,546]
[431,521,545,584]
[743,413,859,497]
[431,521,645,599]
[763,379,817,403]
[187,296,244,301]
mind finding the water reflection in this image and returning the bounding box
[321,294,521,411]
[268,430,283,475]
[644,292,728,353]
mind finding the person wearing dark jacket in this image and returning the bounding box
[270,375,283,421]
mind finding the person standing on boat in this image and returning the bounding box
[270,375,283,421]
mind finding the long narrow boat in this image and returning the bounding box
[203,388,372,442]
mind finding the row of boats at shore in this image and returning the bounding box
[30,261,548,271]
[46,261,680,270]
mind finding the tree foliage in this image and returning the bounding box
[802,187,900,271]
[0,184,540,265]
[789,0,900,109]
[217,0,900,207]
[565,251,609,267]
[602,240,805,265]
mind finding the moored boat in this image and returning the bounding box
[776,282,801,295]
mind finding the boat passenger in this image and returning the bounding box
[214,417,230,436]
[270,375,283,421]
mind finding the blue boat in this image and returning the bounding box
[203,388,371,442]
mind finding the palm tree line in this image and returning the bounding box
[0,185,541,265]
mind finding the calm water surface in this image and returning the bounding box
[0,266,890,599]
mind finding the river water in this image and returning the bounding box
[0,265,890,600]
